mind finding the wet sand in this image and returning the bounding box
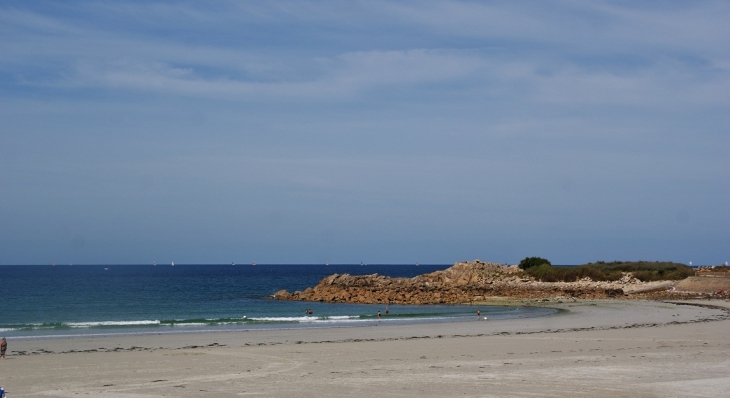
[1,300,729,397]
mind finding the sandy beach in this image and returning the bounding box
[1,300,729,397]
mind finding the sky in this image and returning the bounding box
[1,1,728,265]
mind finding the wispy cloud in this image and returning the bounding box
[1,0,728,263]
[2,1,727,111]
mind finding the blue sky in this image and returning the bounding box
[1,1,728,265]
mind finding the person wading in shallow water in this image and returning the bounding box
[1,337,7,359]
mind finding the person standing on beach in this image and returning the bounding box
[377,311,381,321]
[477,310,481,318]
[1,337,7,359]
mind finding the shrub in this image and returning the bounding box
[518,257,551,270]
[525,264,621,282]
[582,261,693,282]
[526,265,555,281]
[523,261,692,282]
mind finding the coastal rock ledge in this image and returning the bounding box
[273,260,628,304]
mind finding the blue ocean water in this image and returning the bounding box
[1,264,556,339]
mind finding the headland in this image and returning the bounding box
[273,260,730,305]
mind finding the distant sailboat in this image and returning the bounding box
[171,261,175,267]
[232,262,235,266]
[153,261,156,266]
[252,261,256,266]
[52,261,55,267]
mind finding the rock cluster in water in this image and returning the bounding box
[273,260,630,304]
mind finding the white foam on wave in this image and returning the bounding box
[310,318,371,323]
[249,315,360,323]
[249,316,318,322]
[0,328,17,332]
[66,320,161,328]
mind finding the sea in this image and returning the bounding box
[1,263,557,340]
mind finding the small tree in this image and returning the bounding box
[519,256,551,270]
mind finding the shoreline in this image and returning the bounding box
[2,299,729,397]
[6,299,728,354]
[1,302,555,343]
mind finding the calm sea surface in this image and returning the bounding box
[1,264,556,339]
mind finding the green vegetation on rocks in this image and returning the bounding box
[518,257,551,270]
[524,261,693,282]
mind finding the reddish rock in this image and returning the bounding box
[272,260,652,304]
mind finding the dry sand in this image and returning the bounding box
[1,300,729,397]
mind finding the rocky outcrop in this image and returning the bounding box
[273,260,635,304]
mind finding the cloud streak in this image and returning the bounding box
[3,1,728,107]
[0,1,728,264]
